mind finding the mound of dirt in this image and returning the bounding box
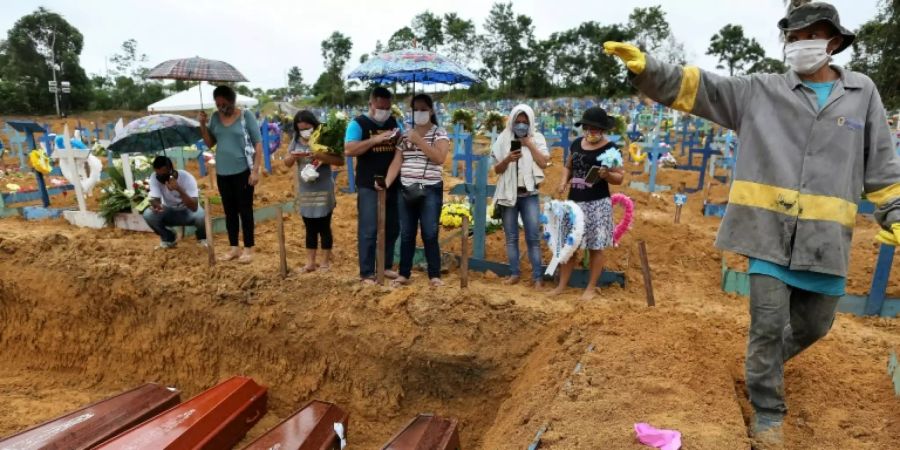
[0,129,898,449]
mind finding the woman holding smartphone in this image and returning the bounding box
[553,107,624,300]
[283,110,344,273]
[491,104,550,287]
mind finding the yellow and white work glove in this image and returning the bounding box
[875,223,900,246]
[603,42,646,75]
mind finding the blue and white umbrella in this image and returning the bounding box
[347,48,478,87]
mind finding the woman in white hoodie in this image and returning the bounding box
[491,104,551,287]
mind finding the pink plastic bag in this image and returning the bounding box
[634,423,682,450]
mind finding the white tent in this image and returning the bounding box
[147,82,258,112]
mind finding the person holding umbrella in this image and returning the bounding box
[199,85,263,263]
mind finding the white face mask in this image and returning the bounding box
[784,38,832,75]
[413,111,431,125]
[371,108,391,123]
[299,129,313,139]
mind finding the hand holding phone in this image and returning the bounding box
[374,175,387,190]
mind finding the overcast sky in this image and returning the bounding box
[0,0,880,90]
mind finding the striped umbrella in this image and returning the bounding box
[147,57,248,108]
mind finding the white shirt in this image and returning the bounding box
[148,169,199,208]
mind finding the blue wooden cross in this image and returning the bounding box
[450,123,476,184]
[864,244,896,316]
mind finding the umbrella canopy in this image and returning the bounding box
[147,82,257,112]
[147,57,248,82]
[347,48,478,86]
[107,114,201,154]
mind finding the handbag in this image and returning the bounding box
[401,131,436,205]
[239,109,255,170]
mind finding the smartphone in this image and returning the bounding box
[510,140,522,152]
[584,165,604,185]
[374,175,387,188]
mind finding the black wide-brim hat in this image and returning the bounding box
[778,2,855,55]
[575,107,616,131]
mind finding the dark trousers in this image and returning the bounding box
[302,213,333,250]
[217,170,255,247]
[746,274,839,420]
[399,183,443,279]
[357,186,399,279]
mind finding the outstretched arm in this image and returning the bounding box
[604,41,752,131]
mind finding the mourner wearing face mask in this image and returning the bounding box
[491,104,551,287]
[142,156,206,249]
[284,110,344,274]
[344,87,402,285]
[199,85,263,263]
[383,94,450,287]
[605,2,900,446]
[554,107,625,301]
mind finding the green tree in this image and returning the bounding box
[321,31,353,74]
[314,31,352,105]
[287,66,305,96]
[849,0,898,109]
[443,13,477,64]
[480,2,536,93]
[386,27,416,51]
[544,22,635,97]
[109,38,148,81]
[707,24,765,76]
[413,11,444,50]
[0,7,91,113]
[627,6,671,53]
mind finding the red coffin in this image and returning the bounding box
[96,376,267,450]
[381,414,461,450]
[0,383,180,450]
[242,400,348,450]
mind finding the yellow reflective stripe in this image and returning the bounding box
[729,180,857,228]
[671,66,700,113]
[729,180,799,216]
[798,193,857,228]
[865,183,900,206]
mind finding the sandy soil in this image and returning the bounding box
[0,124,898,449]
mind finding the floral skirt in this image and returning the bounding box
[577,198,614,250]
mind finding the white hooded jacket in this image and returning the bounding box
[491,104,549,207]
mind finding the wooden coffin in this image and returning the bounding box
[381,414,460,450]
[96,376,267,450]
[0,383,180,450]
[243,400,348,450]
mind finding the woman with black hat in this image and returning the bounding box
[551,107,624,301]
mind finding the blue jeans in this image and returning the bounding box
[357,186,399,279]
[399,182,443,279]
[502,194,543,280]
[142,206,206,243]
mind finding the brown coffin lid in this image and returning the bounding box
[381,414,461,450]
[242,400,349,450]
[95,375,268,450]
[0,382,180,450]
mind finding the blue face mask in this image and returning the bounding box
[513,123,529,138]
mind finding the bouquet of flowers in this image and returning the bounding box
[480,110,506,134]
[440,199,473,228]
[597,148,624,168]
[98,164,151,225]
[308,111,349,156]
[451,109,476,132]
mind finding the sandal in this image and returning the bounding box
[430,278,444,287]
[294,265,317,274]
[360,278,377,286]
[391,276,410,288]
[384,270,400,280]
[221,250,240,261]
[237,254,253,264]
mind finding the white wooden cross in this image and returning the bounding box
[51,125,88,213]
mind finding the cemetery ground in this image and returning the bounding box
[0,114,898,449]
